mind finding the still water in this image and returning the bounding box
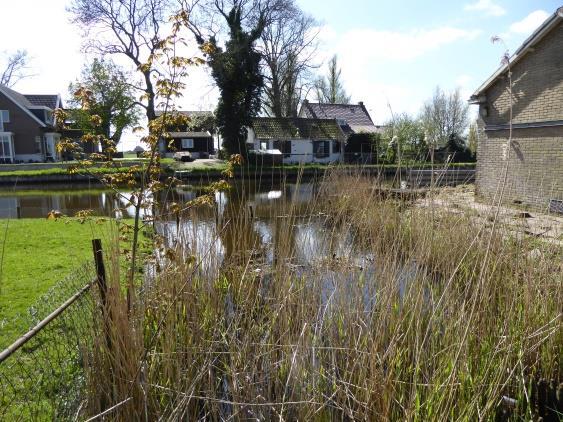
[0,181,372,269]
[0,182,411,311]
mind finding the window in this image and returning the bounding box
[44,110,53,125]
[0,110,9,131]
[0,134,13,162]
[35,136,43,153]
[260,141,269,151]
[333,141,341,153]
[273,140,291,157]
[181,138,194,149]
[313,140,329,158]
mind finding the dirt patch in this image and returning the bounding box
[417,185,563,245]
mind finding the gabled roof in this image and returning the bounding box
[299,101,378,133]
[470,7,563,102]
[24,94,61,109]
[251,117,346,141]
[0,84,47,127]
[168,131,212,138]
[155,110,213,117]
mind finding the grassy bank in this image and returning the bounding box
[0,218,124,343]
[0,160,476,180]
[81,172,561,420]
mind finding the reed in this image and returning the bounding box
[84,170,562,421]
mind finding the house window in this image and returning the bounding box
[0,134,13,162]
[273,140,291,157]
[313,140,329,158]
[44,110,53,125]
[0,110,9,131]
[181,138,194,149]
[333,141,341,153]
[35,136,43,153]
[260,141,269,151]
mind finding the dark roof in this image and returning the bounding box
[24,94,60,109]
[168,131,212,138]
[251,118,346,141]
[155,110,213,117]
[300,101,375,128]
[0,84,34,107]
[0,84,48,126]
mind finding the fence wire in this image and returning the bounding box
[0,264,98,421]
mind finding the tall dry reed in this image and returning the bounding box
[84,171,562,421]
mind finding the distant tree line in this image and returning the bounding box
[66,0,473,162]
[343,86,476,165]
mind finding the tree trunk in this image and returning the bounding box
[143,70,156,123]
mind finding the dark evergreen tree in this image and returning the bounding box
[195,7,265,157]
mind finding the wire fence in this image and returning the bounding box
[0,263,98,421]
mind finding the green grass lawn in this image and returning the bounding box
[0,218,121,343]
[0,160,476,179]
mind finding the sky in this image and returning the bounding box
[0,0,561,149]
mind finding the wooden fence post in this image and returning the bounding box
[92,238,115,408]
[92,239,107,309]
[92,238,112,353]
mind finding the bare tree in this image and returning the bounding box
[181,0,290,41]
[315,55,350,104]
[180,0,289,155]
[259,1,319,117]
[420,86,469,146]
[69,0,172,122]
[1,50,33,88]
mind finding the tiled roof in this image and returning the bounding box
[0,84,47,126]
[350,124,386,134]
[24,94,60,109]
[0,84,34,108]
[300,101,375,127]
[251,118,346,141]
[155,110,213,117]
[168,131,212,138]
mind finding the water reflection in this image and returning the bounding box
[1,181,385,312]
[0,181,373,273]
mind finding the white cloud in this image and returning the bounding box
[508,10,550,35]
[310,24,482,122]
[456,74,473,87]
[336,27,481,63]
[464,0,506,17]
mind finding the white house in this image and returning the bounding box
[247,117,346,164]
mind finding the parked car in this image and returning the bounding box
[173,151,193,162]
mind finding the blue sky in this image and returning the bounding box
[295,0,561,123]
[0,0,560,147]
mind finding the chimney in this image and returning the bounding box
[358,101,364,106]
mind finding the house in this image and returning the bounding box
[299,100,382,136]
[156,110,216,159]
[299,101,385,162]
[469,7,563,212]
[247,117,346,164]
[0,84,64,163]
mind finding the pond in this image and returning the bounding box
[1,180,419,315]
[0,182,369,269]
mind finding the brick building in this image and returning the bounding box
[0,85,63,162]
[470,8,563,213]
